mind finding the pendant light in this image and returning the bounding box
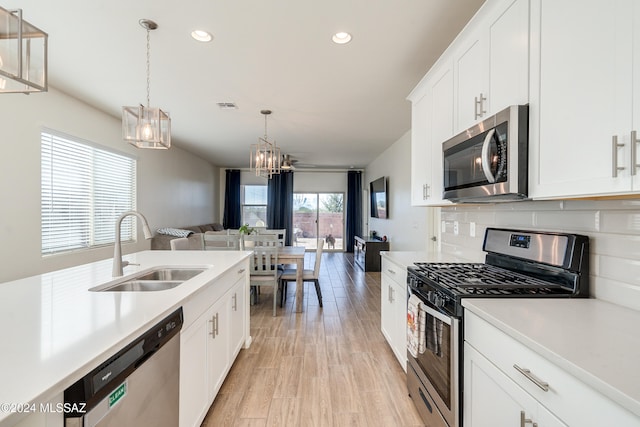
[122,19,171,149]
[0,6,48,94]
[250,110,281,178]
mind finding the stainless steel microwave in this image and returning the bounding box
[442,105,528,202]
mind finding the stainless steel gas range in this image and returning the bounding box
[406,228,589,427]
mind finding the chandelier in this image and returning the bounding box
[250,110,281,178]
[122,19,171,149]
[0,7,48,94]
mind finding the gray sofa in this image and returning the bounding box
[150,223,225,250]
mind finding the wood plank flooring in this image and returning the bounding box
[201,252,424,427]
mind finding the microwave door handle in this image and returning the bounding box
[481,128,497,183]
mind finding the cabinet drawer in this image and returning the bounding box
[381,257,406,288]
[465,311,638,426]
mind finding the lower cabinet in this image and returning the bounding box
[464,311,640,427]
[380,257,407,371]
[179,263,248,427]
[464,343,566,427]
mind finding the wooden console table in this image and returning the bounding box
[354,236,389,272]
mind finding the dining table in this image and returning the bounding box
[277,246,306,312]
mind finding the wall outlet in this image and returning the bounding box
[470,222,476,237]
[454,221,459,235]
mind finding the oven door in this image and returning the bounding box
[407,291,460,427]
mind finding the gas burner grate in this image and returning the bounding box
[411,262,565,295]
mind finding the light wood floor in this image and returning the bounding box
[201,252,424,427]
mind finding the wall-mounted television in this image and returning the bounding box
[369,176,388,219]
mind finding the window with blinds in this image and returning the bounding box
[41,131,137,255]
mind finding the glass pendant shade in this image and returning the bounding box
[122,104,171,149]
[0,7,48,94]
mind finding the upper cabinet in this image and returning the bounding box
[453,0,530,133]
[410,0,530,206]
[529,0,640,198]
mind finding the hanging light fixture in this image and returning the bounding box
[250,110,281,178]
[122,19,171,149]
[0,6,48,94]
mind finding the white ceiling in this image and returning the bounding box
[5,0,485,169]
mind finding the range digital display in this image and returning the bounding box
[509,234,531,249]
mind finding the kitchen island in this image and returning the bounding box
[0,250,250,427]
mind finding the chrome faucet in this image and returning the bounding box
[113,210,153,277]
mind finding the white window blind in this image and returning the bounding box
[41,131,137,255]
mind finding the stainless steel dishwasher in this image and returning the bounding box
[64,307,183,427]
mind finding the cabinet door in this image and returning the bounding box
[530,0,633,198]
[411,90,431,206]
[229,277,246,357]
[390,279,407,371]
[428,61,454,205]
[207,297,230,401]
[454,25,488,132]
[180,315,209,427]
[632,2,640,190]
[464,343,567,427]
[488,0,529,111]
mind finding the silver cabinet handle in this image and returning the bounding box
[389,285,394,303]
[474,93,487,120]
[214,313,219,337]
[209,313,220,338]
[513,364,549,392]
[238,268,246,274]
[612,135,625,177]
[631,131,639,176]
[387,268,396,275]
[422,183,430,200]
[520,411,538,427]
[232,292,237,311]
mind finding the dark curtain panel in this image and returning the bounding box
[345,170,363,252]
[267,171,294,246]
[223,169,242,229]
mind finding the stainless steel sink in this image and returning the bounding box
[90,267,208,292]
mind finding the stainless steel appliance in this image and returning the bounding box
[64,308,183,427]
[406,228,589,427]
[442,105,528,202]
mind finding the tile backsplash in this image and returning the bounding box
[440,199,640,311]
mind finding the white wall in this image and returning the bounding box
[0,88,218,283]
[440,200,640,311]
[364,130,430,251]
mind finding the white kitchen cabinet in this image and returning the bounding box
[380,257,407,371]
[464,310,640,427]
[179,263,249,427]
[453,0,529,133]
[464,343,566,427]
[409,0,528,206]
[529,0,638,198]
[409,60,454,206]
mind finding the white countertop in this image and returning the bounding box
[0,250,250,426]
[463,298,640,417]
[381,250,472,269]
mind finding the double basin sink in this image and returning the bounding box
[90,267,208,292]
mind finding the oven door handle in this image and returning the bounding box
[420,300,452,326]
[481,128,497,183]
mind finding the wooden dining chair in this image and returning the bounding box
[169,237,191,250]
[257,228,286,247]
[203,231,240,250]
[249,245,282,316]
[279,238,324,307]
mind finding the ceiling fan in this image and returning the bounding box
[281,154,297,170]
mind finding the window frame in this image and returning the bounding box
[240,184,267,227]
[40,129,137,256]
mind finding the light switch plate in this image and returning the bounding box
[454,221,459,235]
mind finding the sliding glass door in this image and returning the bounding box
[292,193,344,251]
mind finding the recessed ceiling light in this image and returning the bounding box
[191,30,213,42]
[332,32,352,45]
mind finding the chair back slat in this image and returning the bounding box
[204,231,240,250]
[249,246,279,277]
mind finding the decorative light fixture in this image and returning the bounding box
[0,6,48,94]
[122,19,171,149]
[250,110,281,178]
